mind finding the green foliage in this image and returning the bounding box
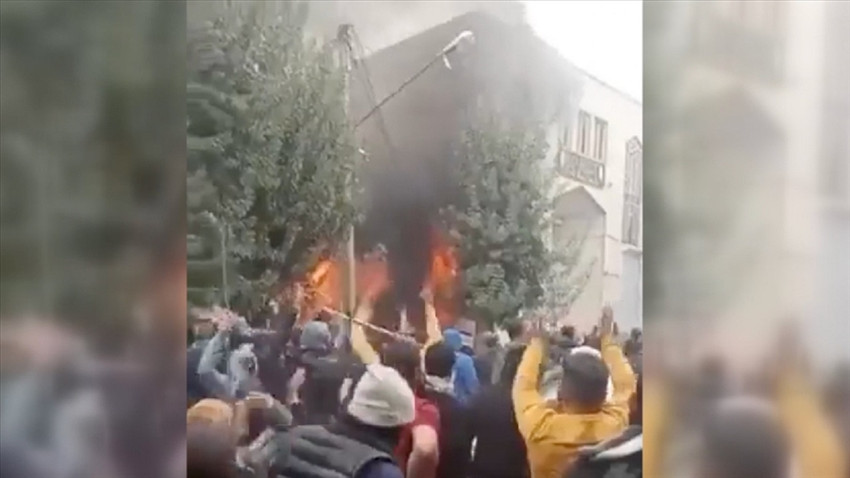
[443,117,587,326]
[187,1,359,311]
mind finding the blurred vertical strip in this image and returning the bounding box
[1,2,188,478]
[644,0,850,367]
[644,2,850,476]
[0,0,186,345]
[813,0,850,368]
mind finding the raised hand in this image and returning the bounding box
[599,305,614,336]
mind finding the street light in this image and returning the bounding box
[440,30,475,70]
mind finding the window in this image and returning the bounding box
[577,111,592,156]
[622,203,641,247]
[622,138,642,247]
[593,118,608,161]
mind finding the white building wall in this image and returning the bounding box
[669,1,848,368]
[549,74,643,329]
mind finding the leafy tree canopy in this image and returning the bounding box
[187,1,360,312]
[443,117,588,327]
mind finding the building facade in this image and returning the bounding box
[549,76,643,333]
[658,1,849,366]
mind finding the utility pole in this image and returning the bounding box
[338,24,357,318]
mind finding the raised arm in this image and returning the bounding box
[349,303,380,365]
[423,299,443,348]
[512,335,553,443]
[197,328,233,400]
[773,325,846,478]
[598,308,636,426]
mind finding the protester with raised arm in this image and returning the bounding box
[512,307,636,478]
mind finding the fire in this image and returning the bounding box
[299,251,390,325]
[298,230,459,331]
[300,258,340,324]
[426,231,459,327]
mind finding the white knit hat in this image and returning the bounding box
[345,364,416,428]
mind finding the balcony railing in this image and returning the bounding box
[559,150,606,189]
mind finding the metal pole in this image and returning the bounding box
[221,223,229,308]
[338,25,357,317]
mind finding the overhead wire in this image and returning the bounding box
[348,28,399,161]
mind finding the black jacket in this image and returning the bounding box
[421,388,473,478]
[295,351,354,426]
[473,350,498,387]
[468,384,529,478]
[268,422,400,478]
[562,426,642,478]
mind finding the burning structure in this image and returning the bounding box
[346,10,582,334]
[296,9,583,338]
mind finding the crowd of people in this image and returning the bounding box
[185,293,644,478]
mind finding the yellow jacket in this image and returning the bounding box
[512,335,636,478]
[777,369,847,478]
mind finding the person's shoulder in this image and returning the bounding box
[414,397,441,427]
[358,459,403,478]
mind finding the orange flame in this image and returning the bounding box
[426,231,459,327]
[298,231,459,331]
[299,252,391,325]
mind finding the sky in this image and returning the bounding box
[524,1,643,102]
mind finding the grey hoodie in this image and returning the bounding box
[491,340,526,387]
[197,329,260,400]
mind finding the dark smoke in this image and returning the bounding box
[364,162,441,325]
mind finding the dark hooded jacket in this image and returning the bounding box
[468,346,529,478]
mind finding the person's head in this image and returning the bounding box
[227,343,260,398]
[504,319,525,341]
[697,397,791,478]
[341,363,416,445]
[558,347,610,412]
[630,328,642,340]
[424,341,456,379]
[480,332,499,351]
[187,399,235,427]
[381,340,422,390]
[441,328,463,352]
[299,320,332,354]
[560,325,576,340]
[186,421,239,478]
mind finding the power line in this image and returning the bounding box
[348,28,398,159]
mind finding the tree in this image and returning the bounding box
[539,225,594,325]
[187,1,359,311]
[442,117,588,327]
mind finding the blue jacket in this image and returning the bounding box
[358,461,403,478]
[442,328,480,404]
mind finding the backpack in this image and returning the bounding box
[296,352,351,425]
[564,426,642,478]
